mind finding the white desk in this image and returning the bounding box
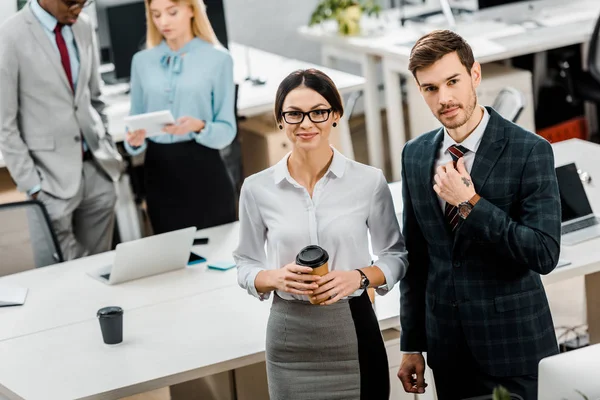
[1,139,600,399]
[300,0,600,180]
[103,42,366,160]
[0,223,240,342]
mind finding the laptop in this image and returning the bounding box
[88,226,196,285]
[556,163,600,246]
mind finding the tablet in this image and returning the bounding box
[124,110,175,138]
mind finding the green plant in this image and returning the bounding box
[308,0,381,26]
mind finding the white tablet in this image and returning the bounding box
[124,110,175,138]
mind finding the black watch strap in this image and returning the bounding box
[356,269,370,289]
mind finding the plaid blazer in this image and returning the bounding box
[400,107,560,377]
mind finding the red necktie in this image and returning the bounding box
[54,23,74,93]
[445,145,470,232]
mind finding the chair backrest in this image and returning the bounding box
[492,87,526,123]
[0,200,63,276]
[588,10,600,83]
[220,83,243,196]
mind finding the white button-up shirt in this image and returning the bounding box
[435,106,490,210]
[234,147,408,301]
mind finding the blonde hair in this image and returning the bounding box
[145,0,220,48]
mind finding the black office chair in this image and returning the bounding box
[0,200,63,276]
[220,83,244,198]
[557,11,600,142]
[492,87,526,123]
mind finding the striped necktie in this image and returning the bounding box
[445,145,470,232]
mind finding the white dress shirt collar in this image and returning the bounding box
[441,106,490,155]
[273,146,347,185]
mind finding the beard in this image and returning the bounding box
[436,88,477,130]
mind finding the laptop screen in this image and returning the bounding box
[555,163,593,222]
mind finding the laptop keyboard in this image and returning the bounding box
[562,217,598,235]
[101,273,111,280]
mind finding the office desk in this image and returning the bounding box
[300,0,600,180]
[103,42,365,160]
[0,223,240,342]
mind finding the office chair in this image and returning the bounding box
[557,10,600,142]
[0,200,63,277]
[220,83,243,197]
[492,87,526,123]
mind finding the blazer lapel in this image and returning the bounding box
[24,7,72,95]
[419,128,450,240]
[71,22,88,104]
[469,108,508,191]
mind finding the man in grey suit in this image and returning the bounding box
[0,0,123,261]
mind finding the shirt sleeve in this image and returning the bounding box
[194,52,236,150]
[368,170,408,295]
[233,180,269,300]
[124,54,147,156]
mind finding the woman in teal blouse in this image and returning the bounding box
[125,0,236,234]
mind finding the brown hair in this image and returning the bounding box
[408,30,475,80]
[274,69,344,124]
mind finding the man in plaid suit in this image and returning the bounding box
[397,30,561,400]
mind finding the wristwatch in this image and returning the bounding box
[458,194,481,220]
[356,269,370,290]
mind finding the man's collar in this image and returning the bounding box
[442,106,490,153]
[30,0,59,32]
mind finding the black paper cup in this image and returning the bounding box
[97,306,123,345]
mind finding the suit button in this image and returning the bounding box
[74,105,78,111]
[74,136,81,143]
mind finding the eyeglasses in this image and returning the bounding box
[62,0,95,11]
[281,109,332,124]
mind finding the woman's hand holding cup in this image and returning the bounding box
[268,263,320,296]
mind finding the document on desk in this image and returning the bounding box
[0,286,28,307]
[124,110,175,138]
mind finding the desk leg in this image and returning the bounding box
[383,59,406,182]
[360,54,384,170]
[585,271,600,345]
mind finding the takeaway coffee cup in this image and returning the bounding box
[97,306,124,345]
[296,245,329,304]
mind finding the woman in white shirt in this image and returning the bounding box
[233,69,408,400]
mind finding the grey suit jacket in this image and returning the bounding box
[0,6,122,200]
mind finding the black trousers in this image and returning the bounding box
[144,140,236,234]
[431,331,538,400]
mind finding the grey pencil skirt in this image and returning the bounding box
[266,291,390,400]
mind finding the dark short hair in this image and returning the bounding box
[274,69,344,124]
[408,30,475,80]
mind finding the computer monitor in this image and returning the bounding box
[104,0,229,80]
[205,0,229,49]
[538,344,600,399]
[556,163,594,223]
[478,0,526,9]
[106,1,146,80]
